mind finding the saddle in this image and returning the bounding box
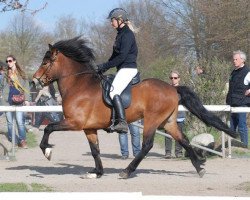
[101,72,140,133]
[101,72,140,108]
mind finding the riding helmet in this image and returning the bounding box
[107,8,128,21]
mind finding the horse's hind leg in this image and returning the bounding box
[165,121,206,177]
[119,126,156,179]
[83,129,103,179]
[178,134,206,177]
[178,135,206,178]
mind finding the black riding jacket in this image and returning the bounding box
[226,65,250,106]
[102,25,138,71]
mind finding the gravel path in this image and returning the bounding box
[0,120,250,196]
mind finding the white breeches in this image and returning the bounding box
[110,68,138,100]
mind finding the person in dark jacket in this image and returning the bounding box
[226,50,249,148]
[165,70,186,158]
[97,8,139,133]
[34,84,60,128]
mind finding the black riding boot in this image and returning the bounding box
[112,95,128,133]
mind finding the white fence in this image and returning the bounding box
[0,105,247,159]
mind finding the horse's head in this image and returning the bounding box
[33,36,97,90]
[32,44,59,89]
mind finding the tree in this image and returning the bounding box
[158,0,250,62]
[0,13,45,75]
[53,15,87,40]
[0,0,47,14]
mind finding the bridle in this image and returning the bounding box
[33,49,113,94]
[33,50,58,87]
[34,50,99,87]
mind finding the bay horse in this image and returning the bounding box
[32,37,237,179]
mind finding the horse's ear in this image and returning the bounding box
[48,44,53,51]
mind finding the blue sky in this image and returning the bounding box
[0,0,121,30]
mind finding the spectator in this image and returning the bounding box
[119,122,141,159]
[0,66,5,97]
[3,55,30,149]
[34,84,60,129]
[0,66,6,116]
[165,70,186,158]
[226,50,249,148]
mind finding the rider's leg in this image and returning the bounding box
[110,68,138,133]
[112,94,128,133]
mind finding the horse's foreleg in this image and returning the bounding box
[40,119,79,160]
[83,129,103,179]
[119,127,156,179]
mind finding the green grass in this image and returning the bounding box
[0,183,53,192]
[236,182,250,192]
[232,148,250,158]
[26,131,38,148]
[154,133,165,148]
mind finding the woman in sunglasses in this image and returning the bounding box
[2,55,30,148]
[164,70,186,159]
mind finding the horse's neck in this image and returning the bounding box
[57,74,99,99]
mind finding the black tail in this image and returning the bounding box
[176,86,237,138]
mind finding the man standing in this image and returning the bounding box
[119,122,141,159]
[226,50,249,148]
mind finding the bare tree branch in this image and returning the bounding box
[0,0,47,14]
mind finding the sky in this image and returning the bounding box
[0,0,121,30]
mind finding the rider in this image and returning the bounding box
[97,8,138,133]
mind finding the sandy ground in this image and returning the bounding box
[0,116,249,197]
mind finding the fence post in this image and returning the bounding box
[221,115,228,158]
[10,114,16,160]
[221,131,225,158]
[226,114,232,158]
[228,136,232,158]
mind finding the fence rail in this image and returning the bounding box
[0,105,246,159]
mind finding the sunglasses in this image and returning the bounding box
[170,77,179,80]
[6,60,13,63]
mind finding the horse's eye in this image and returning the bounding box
[42,61,49,66]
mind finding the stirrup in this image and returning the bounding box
[112,121,128,133]
[104,124,116,133]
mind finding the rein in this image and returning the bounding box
[55,68,114,93]
[35,50,113,91]
[59,69,96,79]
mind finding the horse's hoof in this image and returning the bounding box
[44,148,52,160]
[81,173,98,179]
[119,170,129,179]
[198,168,206,178]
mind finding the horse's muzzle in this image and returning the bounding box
[32,78,43,90]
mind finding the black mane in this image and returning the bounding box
[52,36,96,65]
